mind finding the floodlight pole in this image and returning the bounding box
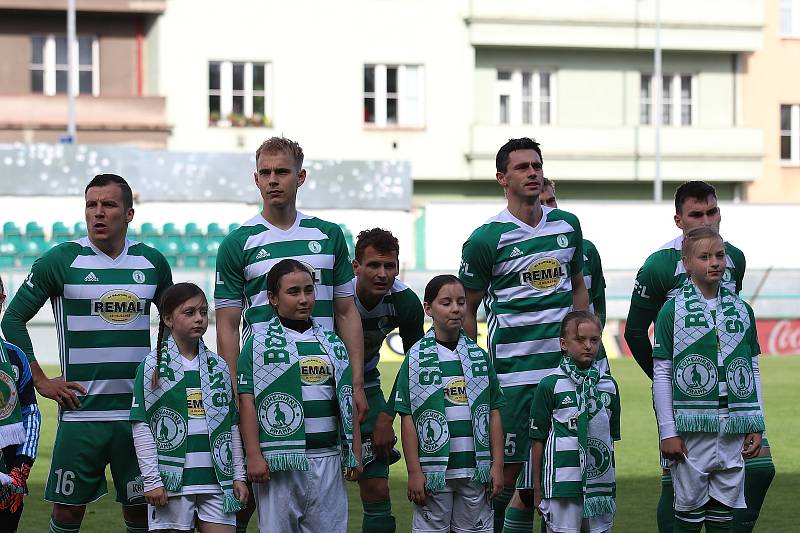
[67,0,77,142]
[653,0,662,202]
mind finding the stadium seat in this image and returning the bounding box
[162,240,181,268]
[205,241,220,268]
[184,223,206,246]
[207,222,225,239]
[140,222,159,239]
[51,221,72,243]
[0,242,16,267]
[228,222,240,233]
[163,223,181,240]
[73,222,87,237]
[25,222,47,245]
[2,222,23,246]
[20,240,42,267]
[182,241,203,269]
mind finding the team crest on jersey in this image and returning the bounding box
[259,392,304,437]
[556,234,569,248]
[0,372,19,419]
[308,241,322,254]
[151,407,188,451]
[472,404,490,448]
[91,289,144,325]
[416,410,449,453]
[299,356,332,385]
[443,376,468,406]
[600,392,611,407]
[520,257,567,291]
[726,357,755,399]
[675,355,717,397]
[132,270,146,284]
[586,437,612,479]
[212,431,235,476]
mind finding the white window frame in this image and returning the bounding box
[493,69,555,126]
[363,64,425,128]
[209,60,272,127]
[781,104,800,165]
[640,73,696,126]
[31,34,99,96]
[780,0,800,37]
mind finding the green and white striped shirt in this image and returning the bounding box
[214,212,354,341]
[4,238,172,421]
[238,327,341,455]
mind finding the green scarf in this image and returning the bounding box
[672,280,764,434]
[407,328,491,492]
[251,316,357,472]
[142,337,242,513]
[0,341,24,449]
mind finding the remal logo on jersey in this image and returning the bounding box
[91,290,144,325]
[675,355,717,397]
[259,392,304,437]
[151,407,187,452]
[299,356,332,385]
[726,357,755,399]
[212,431,235,476]
[520,257,567,291]
[416,410,449,453]
[444,376,468,406]
[586,437,612,479]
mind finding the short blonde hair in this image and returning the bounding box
[255,136,304,171]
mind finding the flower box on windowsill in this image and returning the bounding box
[208,113,272,128]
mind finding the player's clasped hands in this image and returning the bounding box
[660,436,688,462]
[36,374,86,409]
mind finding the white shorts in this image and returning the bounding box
[148,492,235,530]
[412,478,492,533]
[669,430,746,511]
[539,498,613,533]
[252,454,347,533]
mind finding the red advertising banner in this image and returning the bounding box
[616,320,800,356]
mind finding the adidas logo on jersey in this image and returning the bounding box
[84,272,99,282]
[255,249,270,260]
[560,396,575,406]
[510,247,524,258]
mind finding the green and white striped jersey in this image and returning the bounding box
[394,343,505,479]
[4,238,172,421]
[355,278,424,389]
[238,327,341,455]
[214,212,354,340]
[459,207,603,391]
[530,369,620,499]
[631,235,746,313]
[131,355,232,495]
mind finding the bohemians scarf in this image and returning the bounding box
[558,356,616,517]
[142,337,242,512]
[408,328,491,492]
[0,341,24,449]
[671,281,764,434]
[251,316,357,472]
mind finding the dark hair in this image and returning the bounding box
[85,174,134,211]
[681,226,723,259]
[153,283,207,386]
[255,136,304,171]
[674,181,717,214]
[266,259,315,297]
[495,137,543,174]
[560,310,602,339]
[542,177,555,191]
[423,274,464,304]
[355,228,399,262]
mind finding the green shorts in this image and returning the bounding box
[360,386,393,480]
[45,420,144,506]
[499,384,535,464]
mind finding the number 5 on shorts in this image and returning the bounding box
[54,469,75,495]
[505,433,516,457]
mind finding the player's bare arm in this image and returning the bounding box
[333,295,369,423]
[489,408,505,499]
[216,306,243,386]
[570,272,589,311]
[531,440,544,513]
[239,393,270,483]
[463,288,485,341]
[400,415,426,505]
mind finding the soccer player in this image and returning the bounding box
[213,136,367,531]
[352,228,425,533]
[624,180,774,533]
[459,137,591,532]
[0,275,41,533]
[0,174,173,533]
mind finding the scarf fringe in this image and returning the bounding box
[158,469,183,492]
[676,414,720,433]
[267,452,309,472]
[583,495,616,518]
[223,490,244,513]
[424,470,446,492]
[725,415,765,435]
[472,466,491,484]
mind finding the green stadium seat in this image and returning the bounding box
[228,222,240,233]
[207,223,225,239]
[205,241,220,268]
[25,222,47,245]
[73,222,87,237]
[51,221,72,243]
[162,240,180,268]
[0,242,16,267]
[184,223,206,246]
[20,240,42,267]
[163,223,181,240]
[140,223,159,239]
[182,241,203,269]
[2,222,23,246]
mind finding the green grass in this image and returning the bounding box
[18,357,798,532]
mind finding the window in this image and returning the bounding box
[363,64,424,128]
[780,0,800,37]
[781,104,800,164]
[640,73,695,126]
[494,69,553,126]
[208,61,272,127]
[30,35,97,96]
